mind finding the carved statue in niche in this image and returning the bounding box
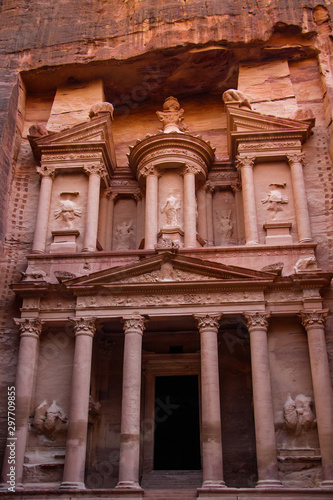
[114,220,134,250]
[156,96,188,133]
[161,194,181,227]
[54,192,82,229]
[283,394,316,435]
[261,183,288,219]
[32,400,68,440]
[215,210,233,241]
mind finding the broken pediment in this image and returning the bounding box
[28,107,117,175]
[63,253,276,292]
[224,104,314,160]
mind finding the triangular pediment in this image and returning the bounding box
[225,105,313,159]
[28,113,117,173]
[64,252,275,291]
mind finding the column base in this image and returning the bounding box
[201,479,226,489]
[116,481,143,491]
[256,479,283,488]
[0,482,24,491]
[322,480,333,487]
[81,247,96,252]
[59,481,86,490]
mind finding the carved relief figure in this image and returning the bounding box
[215,210,233,240]
[33,400,68,440]
[283,394,316,435]
[222,89,252,109]
[261,183,288,219]
[114,220,134,250]
[161,195,181,227]
[54,192,82,229]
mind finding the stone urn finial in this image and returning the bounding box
[156,96,186,133]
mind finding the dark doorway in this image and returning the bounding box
[154,375,201,470]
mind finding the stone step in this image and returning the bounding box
[143,489,197,499]
[141,470,202,490]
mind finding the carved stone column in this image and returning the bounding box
[1,319,42,488]
[82,164,105,252]
[98,190,108,249]
[206,183,215,246]
[287,153,312,243]
[135,193,143,248]
[244,312,282,488]
[144,166,159,249]
[300,310,333,485]
[195,314,225,489]
[183,165,198,248]
[60,317,96,490]
[117,316,146,490]
[236,156,259,245]
[105,190,117,251]
[32,166,55,253]
[197,184,208,242]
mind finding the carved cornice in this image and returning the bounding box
[69,317,96,337]
[243,311,270,332]
[195,313,222,332]
[299,309,329,331]
[14,318,43,339]
[122,315,146,335]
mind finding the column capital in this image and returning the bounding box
[236,155,255,171]
[140,163,161,178]
[122,316,146,335]
[69,317,96,337]
[83,163,106,177]
[14,318,43,339]
[37,165,55,179]
[195,313,222,331]
[299,309,329,331]
[105,188,118,202]
[205,181,215,194]
[286,152,305,166]
[230,181,242,193]
[181,163,201,176]
[243,311,270,332]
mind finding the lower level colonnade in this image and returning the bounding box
[1,310,333,493]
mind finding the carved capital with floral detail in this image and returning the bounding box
[122,316,146,336]
[69,317,96,337]
[286,152,305,166]
[37,165,55,179]
[236,156,255,171]
[299,310,329,331]
[195,314,222,332]
[205,181,215,194]
[14,318,43,339]
[83,163,106,177]
[180,163,202,176]
[243,312,270,332]
[105,188,118,202]
[140,163,161,178]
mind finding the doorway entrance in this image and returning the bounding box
[153,375,201,470]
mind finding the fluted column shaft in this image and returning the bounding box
[144,170,159,249]
[61,317,96,490]
[236,156,259,245]
[300,310,333,485]
[32,166,55,253]
[244,312,282,488]
[195,314,225,489]
[82,164,104,252]
[1,319,42,488]
[287,153,312,243]
[117,316,146,490]
[183,165,198,248]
